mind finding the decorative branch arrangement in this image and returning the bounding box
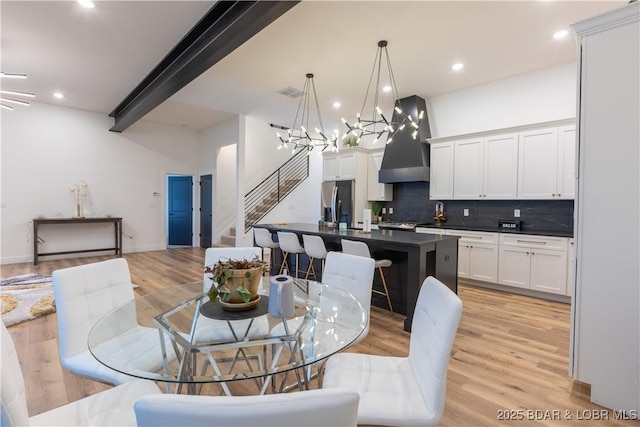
[69,180,88,218]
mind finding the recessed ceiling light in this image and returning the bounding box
[77,0,95,8]
[553,30,569,40]
[53,92,65,99]
[452,63,464,71]
[332,101,341,109]
[382,85,392,93]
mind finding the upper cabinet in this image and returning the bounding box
[367,149,393,201]
[429,142,454,199]
[322,147,368,181]
[557,125,577,199]
[518,125,576,199]
[453,133,518,200]
[429,122,575,200]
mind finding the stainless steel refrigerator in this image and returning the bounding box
[321,180,355,227]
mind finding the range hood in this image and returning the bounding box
[378,95,431,183]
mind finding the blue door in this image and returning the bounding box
[168,175,193,246]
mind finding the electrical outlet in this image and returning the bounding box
[514,209,520,218]
[382,208,386,214]
[389,207,394,214]
[463,208,469,217]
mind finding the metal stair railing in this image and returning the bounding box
[244,150,309,232]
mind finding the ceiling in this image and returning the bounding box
[1,0,627,133]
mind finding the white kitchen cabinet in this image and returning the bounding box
[567,238,574,297]
[367,149,393,201]
[446,230,499,283]
[529,248,568,294]
[518,126,576,199]
[498,234,568,295]
[453,133,518,200]
[429,142,454,199]
[453,138,483,199]
[323,152,356,180]
[415,227,446,235]
[483,133,519,199]
[557,125,576,199]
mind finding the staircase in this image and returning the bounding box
[214,150,310,247]
[244,150,309,232]
[213,226,238,248]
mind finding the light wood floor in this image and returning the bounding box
[2,248,637,426]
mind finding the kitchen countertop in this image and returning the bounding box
[413,223,573,238]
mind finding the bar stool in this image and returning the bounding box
[341,239,393,313]
[302,234,328,281]
[254,228,280,274]
[277,231,305,278]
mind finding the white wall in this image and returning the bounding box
[428,63,577,138]
[199,115,239,243]
[0,102,199,264]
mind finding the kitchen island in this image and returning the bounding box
[253,223,459,332]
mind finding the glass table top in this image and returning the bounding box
[88,277,367,388]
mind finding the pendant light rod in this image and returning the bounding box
[342,40,424,145]
[276,73,337,155]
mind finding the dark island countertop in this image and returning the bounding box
[255,222,458,246]
[253,223,459,332]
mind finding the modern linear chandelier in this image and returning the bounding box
[341,40,424,145]
[0,72,35,110]
[277,73,337,154]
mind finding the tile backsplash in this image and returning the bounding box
[381,182,574,236]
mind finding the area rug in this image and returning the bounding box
[0,274,55,327]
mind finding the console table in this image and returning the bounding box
[33,217,123,265]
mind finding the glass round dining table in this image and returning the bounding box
[87,277,367,395]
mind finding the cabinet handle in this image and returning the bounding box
[532,252,535,255]
[517,239,545,245]
[526,251,530,255]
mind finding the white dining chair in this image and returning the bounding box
[52,258,175,385]
[269,251,375,391]
[193,247,269,344]
[134,388,359,427]
[341,238,394,312]
[322,276,463,427]
[253,227,280,274]
[1,322,162,427]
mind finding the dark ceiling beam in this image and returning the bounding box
[109,1,299,133]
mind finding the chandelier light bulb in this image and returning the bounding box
[419,110,425,120]
[387,137,393,144]
[0,72,27,79]
[412,130,418,139]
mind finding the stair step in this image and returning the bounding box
[220,235,236,246]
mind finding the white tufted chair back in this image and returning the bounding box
[134,388,359,427]
[52,258,136,363]
[1,323,30,427]
[203,247,262,292]
[408,276,463,422]
[322,251,375,340]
